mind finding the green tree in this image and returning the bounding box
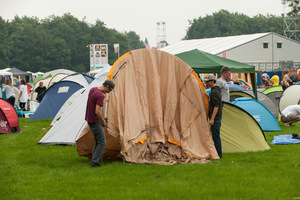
[124,31,145,50]
[0,17,10,68]
[282,0,300,16]
[185,10,284,40]
[46,37,71,70]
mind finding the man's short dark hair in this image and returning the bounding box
[221,66,231,74]
[103,79,115,91]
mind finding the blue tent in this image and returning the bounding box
[231,97,281,132]
[228,84,246,92]
[206,84,245,94]
[28,81,84,121]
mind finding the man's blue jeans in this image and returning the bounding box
[88,122,106,165]
[210,118,222,158]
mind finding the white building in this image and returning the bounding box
[161,32,300,71]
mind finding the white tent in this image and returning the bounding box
[39,65,111,145]
[60,73,93,87]
[51,88,85,126]
[0,70,13,83]
[87,65,110,77]
[279,85,300,113]
[43,69,75,78]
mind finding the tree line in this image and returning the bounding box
[0,9,296,73]
[0,13,145,73]
[184,10,286,40]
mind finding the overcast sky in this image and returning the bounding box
[0,0,288,46]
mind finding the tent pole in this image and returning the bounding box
[250,73,257,100]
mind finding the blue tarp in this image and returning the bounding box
[271,134,300,145]
[231,97,281,132]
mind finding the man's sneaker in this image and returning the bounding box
[284,123,291,127]
[292,133,300,139]
[90,162,101,167]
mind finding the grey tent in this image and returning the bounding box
[262,86,283,108]
[6,67,32,76]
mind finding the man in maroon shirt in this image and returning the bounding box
[85,79,115,167]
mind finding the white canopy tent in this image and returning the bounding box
[0,70,14,82]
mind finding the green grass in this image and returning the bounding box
[0,118,300,200]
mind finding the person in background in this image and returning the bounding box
[266,76,273,88]
[281,74,290,91]
[18,79,28,111]
[14,79,21,89]
[262,71,268,79]
[2,79,15,107]
[233,74,240,85]
[29,81,46,103]
[85,80,115,167]
[204,74,223,158]
[281,105,300,127]
[283,71,293,85]
[271,72,279,86]
[215,66,231,103]
[260,76,267,88]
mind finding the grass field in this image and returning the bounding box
[0,118,300,200]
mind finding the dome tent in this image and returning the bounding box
[278,85,300,113]
[0,98,21,133]
[230,90,279,119]
[28,73,93,121]
[231,97,281,132]
[78,49,219,164]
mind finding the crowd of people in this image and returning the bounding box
[259,71,299,90]
[1,77,46,111]
[1,67,299,168]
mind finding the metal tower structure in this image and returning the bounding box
[283,12,300,41]
[156,22,166,49]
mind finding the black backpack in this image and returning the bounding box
[289,72,299,82]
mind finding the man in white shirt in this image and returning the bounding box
[215,66,231,103]
[281,105,300,127]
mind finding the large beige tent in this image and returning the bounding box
[76,49,270,164]
[77,49,219,164]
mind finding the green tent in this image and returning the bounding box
[262,85,283,95]
[175,49,257,98]
[28,75,46,87]
[221,102,270,153]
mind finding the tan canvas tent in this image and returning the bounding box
[77,49,219,164]
[77,49,270,164]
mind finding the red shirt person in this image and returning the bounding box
[85,80,115,167]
